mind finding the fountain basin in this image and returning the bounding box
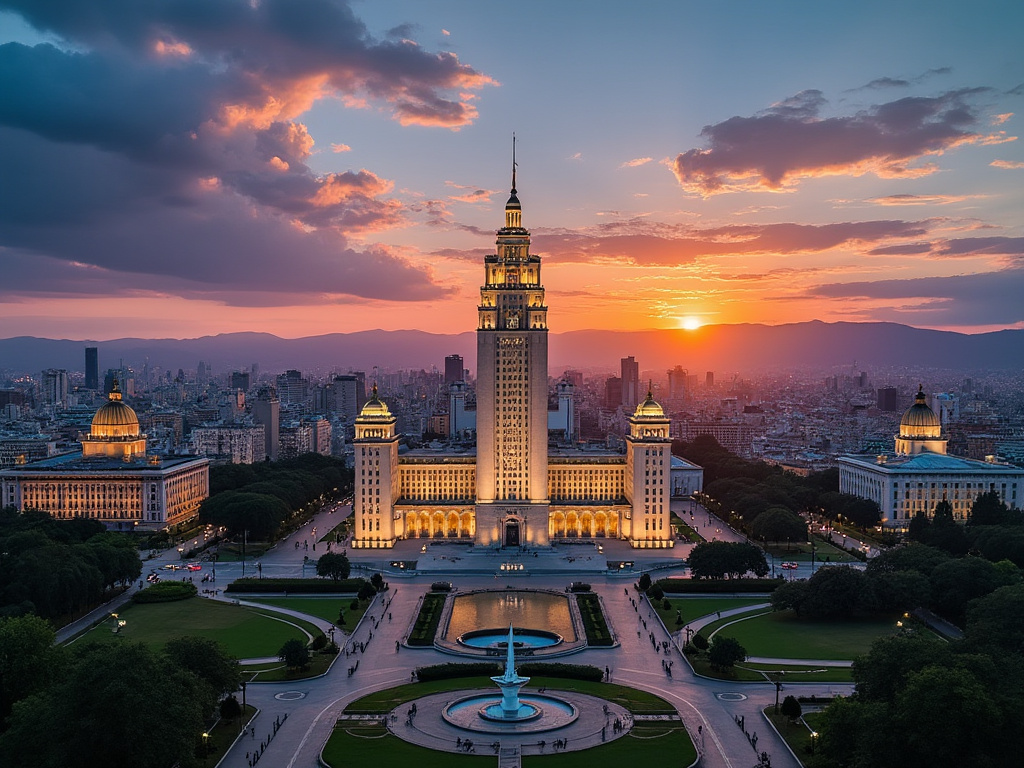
[458,628,563,650]
[442,693,578,733]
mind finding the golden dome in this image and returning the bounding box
[899,386,941,438]
[633,388,665,418]
[91,380,140,438]
[358,385,392,419]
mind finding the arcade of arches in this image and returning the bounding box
[398,508,622,539]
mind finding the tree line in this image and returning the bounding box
[0,509,142,622]
[199,453,352,540]
[0,616,241,768]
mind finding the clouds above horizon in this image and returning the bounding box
[0,0,494,305]
[671,88,1014,195]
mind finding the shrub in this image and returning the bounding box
[692,633,709,651]
[569,582,592,593]
[219,695,242,721]
[647,583,665,601]
[638,573,652,592]
[415,662,500,682]
[780,694,802,721]
[431,581,453,592]
[518,663,603,682]
[576,593,613,646]
[132,582,197,603]
[656,577,782,594]
[408,593,446,646]
[310,633,327,651]
[225,577,366,594]
[357,582,377,601]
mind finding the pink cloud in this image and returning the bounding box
[621,157,653,168]
[331,143,352,153]
[671,88,1004,195]
[991,159,1024,169]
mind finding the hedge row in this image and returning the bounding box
[576,593,614,646]
[407,592,446,646]
[414,662,603,683]
[655,578,782,594]
[132,582,197,603]
[224,577,365,593]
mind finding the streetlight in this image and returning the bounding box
[201,732,209,764]
[810,731,819,755]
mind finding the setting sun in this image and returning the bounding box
[680,316,703,331]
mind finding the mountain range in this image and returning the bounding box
[1,321,1021,377]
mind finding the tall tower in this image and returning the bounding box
[475,139,550,547]
[351,386,401,548]
[625,388,673,548]
[85,347,99,390]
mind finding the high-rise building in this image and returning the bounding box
[667,366,688,400]
[85,347,99,390]
[231,371,250,391]
[605,377,622,410]
[444,354,464,384]
[705,371,714,388]
[41,369,69,409]
[876,386,899,412]
[621,356,639,410]
[351,157,684,549]
[252,389,280,461]
[275,370,308,405]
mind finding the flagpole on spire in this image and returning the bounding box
[511,133,517,193]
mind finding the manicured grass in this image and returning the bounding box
[711,609,898,660]
[654,597,768,630]
[244,595,363,627]
[244,650,337,682]
[346,678,676,716]
[687,653,852,682]
[319,519,352,544]
[72,597,309,657]
[408,592,446,646]
[576,593,613,646]
[523,723,696,767]
[765,537,859,564]
[322,724,493,768]
[203,704,257,764]
[764,709,830,767]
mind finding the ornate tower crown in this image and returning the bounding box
[505,134,522,230]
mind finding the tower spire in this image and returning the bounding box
[511,133,517,194]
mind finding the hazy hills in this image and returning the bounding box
[1,321,1021,376]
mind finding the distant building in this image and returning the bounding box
[0,382,208,530]
[839,387,1023,529]
[675,421,759,457]
[252,389,280,461]
[876,386,899,412]
[41,369,69,410]
[275,370,308,405]
[279,421,314,459]
[85,347,99,390]
[192,423,266,464]
[605,376,622,410]
[621,356,639,410]
[230,371,250,391]
[705,371,714,388]
[444,354,464,384]
[0,438,59,467]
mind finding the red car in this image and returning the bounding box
[781,562,799,570]
[186,563,202,571]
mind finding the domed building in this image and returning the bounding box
[839,388,1022,530]
[81,380,147,459]
[0,383,209,531]
[351,165,685,549]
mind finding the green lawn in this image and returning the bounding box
[328,684,693,768]
[711,609,899,660]
[346,678,676,716]
[243,650,337,682]
[244,595,364,627]
[523,723,695,768]
[686,655,852,682]
[323,724,493,768]
[654,597,768,629]
[72,597,310,657]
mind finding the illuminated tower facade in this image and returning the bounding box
[475,146,550,546]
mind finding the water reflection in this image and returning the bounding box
[445,591,575,643]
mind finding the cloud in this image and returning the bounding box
[530,219,929,266]
[0,0,497,305]
[621,157,653,168]
[671,87,1006,195]
[865,236,1024,258]
[809,268,1024,326]
[444,181,498,204]
[864,194,975,206]
[992,113,1013,125]
[331,142,352,152]
[991,159,1024,169]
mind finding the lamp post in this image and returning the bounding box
[810,731,819,755]
[201,732,209,764]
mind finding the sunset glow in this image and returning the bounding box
[0,1,1022,340]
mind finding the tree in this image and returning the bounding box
[315,552,351,582]
[278,638,310,669]
[750,507,807,545]
[906,509,930,543]
[780,694,802,722]
[0,614,62,724]
[638,572,652,592]
[964,584,1024,654]
[708,635,746,670]
[929,555,1008,625]
[968,490,1012,526]
[927,499,969,556]
[799,565,878,619]
[357,581,377,601]
[0,641,206,768]
[163,636,241,713]
[691,633,709,651]
[688,541,769,579]
[770,580,809,614]
[220,694,242,721]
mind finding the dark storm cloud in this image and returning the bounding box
[0,0,494,305]
[671,87,1001,195]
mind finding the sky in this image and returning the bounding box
[1,0,1023,341]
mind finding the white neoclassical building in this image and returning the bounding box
[0,381,209,531]
[839,387,1023,529]
[352,164,679,549]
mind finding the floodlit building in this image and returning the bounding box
[352,160,687,549]
[0,381,209,531]
[839,387,1023,529]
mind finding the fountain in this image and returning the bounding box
[483,626,538,721]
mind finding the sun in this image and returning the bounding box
[680,316,703,331]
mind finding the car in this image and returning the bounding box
[186,563,202,571]
[781,562,799,570]
[162,563,183,571]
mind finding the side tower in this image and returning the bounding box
[351,386,401,548]
[625,389,674,548]
[475,141,550,547]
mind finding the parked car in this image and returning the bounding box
[186,563,202,571]
[781,562,799,570]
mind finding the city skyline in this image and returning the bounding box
[2,1,1023,341]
